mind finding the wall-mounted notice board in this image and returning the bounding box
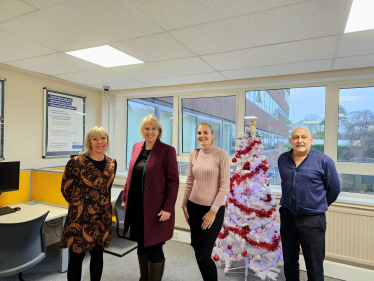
[43,88,86,158]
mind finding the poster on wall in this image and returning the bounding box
[0,78,5,160]
[43,88,86,158]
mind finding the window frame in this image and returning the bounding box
[0,78,5,161]
[116,77,374,201]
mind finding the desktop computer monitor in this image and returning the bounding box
[0,161,20,193]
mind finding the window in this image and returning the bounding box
[339,173,374,195]
[126,97,173,169]
[0,78,4,160]
[338,87,374,163]
[181,95,236,155]
[245,87,325,185]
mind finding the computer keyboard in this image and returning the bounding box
[0,206,16,216]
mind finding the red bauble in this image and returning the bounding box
[232,158,237,163]
[274,230,278,233]
[228,245,232,250]
[213,255,219,261]
[243,163,250,170]
[235,153,240,158]
[263,194,272,202]
[259,209,267,216]
[241,250,247,257]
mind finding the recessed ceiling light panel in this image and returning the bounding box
[66,45,144,67]
[345,0,374,33]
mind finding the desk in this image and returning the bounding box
[0,187,123,273]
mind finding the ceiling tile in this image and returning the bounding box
[0,0,37,22]
[89,80,151,90]
[110,33,194,62]
[337,29,374,58]
[0,0,162,51]
[169,0,345,55]
[54,69,133,85]
[5,53,102,75]
[333,55,374,70]
[0,30,57,62]
[111,57,215,80]
[202,36,338,71]
[22,0,69,9]
[144,72,225,87]
[128,0,307,30]
[221,60,332,80]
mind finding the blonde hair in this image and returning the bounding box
[139,115,163,139]
[82,126,110,156]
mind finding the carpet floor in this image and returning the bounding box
[0,239,342,281]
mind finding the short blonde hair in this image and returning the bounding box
[139,115,162,139]
[82,126,110,156]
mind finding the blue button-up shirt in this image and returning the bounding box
[278,148,341,213]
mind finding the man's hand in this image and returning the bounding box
[121,201,126,210]
[158,210,171,221]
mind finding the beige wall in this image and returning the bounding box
[0,64,101,169]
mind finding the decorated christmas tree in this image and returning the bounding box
[212,120,283,281]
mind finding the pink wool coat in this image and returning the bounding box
[122,139,179,247]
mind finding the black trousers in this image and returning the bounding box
[279,206,327,281]
[67,245,104,281]
[187,200,225,281]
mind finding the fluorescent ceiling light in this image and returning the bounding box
[66,45,144,67]
[245,116,258,119]
[345,0,374,33]
[340,96,363,101]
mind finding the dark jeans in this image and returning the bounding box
[280,206,327,281]
[137,242,165,263]
[67,245,104,281]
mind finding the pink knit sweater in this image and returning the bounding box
[181,145,230,214]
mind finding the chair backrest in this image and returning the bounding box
[115,190,124,225]
[0,211,49,276]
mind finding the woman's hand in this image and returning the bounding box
[158,210,171,221]
[121,201,126,210]
[182,207,189,225]
[201,211,216,230]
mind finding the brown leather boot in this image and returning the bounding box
[148,259,165,281]
[138,255,149,281]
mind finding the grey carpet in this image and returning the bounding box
[0,239,343,281]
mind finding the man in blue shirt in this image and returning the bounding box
[278,127,340,281]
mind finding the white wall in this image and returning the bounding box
[0,64,102,169]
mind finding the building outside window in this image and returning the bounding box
[245,87,326,185]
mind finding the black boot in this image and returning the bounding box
[138,255,149,281]
[148,259,165,281]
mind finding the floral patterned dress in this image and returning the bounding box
[60,154,117,253]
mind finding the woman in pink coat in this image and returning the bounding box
[122,115,179,281]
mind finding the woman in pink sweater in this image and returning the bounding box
[182,122,230,281]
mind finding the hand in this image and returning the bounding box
[182,207,189,225]
[201,211,216,230]
[121,201,126,210]
[158,210,171,221]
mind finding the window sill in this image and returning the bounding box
[114,176,374,209]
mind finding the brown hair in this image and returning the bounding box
[195,122,214,159]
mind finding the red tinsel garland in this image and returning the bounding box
[218,225,280,252]
[228,198,274,218]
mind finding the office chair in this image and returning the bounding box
[0,211,49,281]
[113,190,126,238]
